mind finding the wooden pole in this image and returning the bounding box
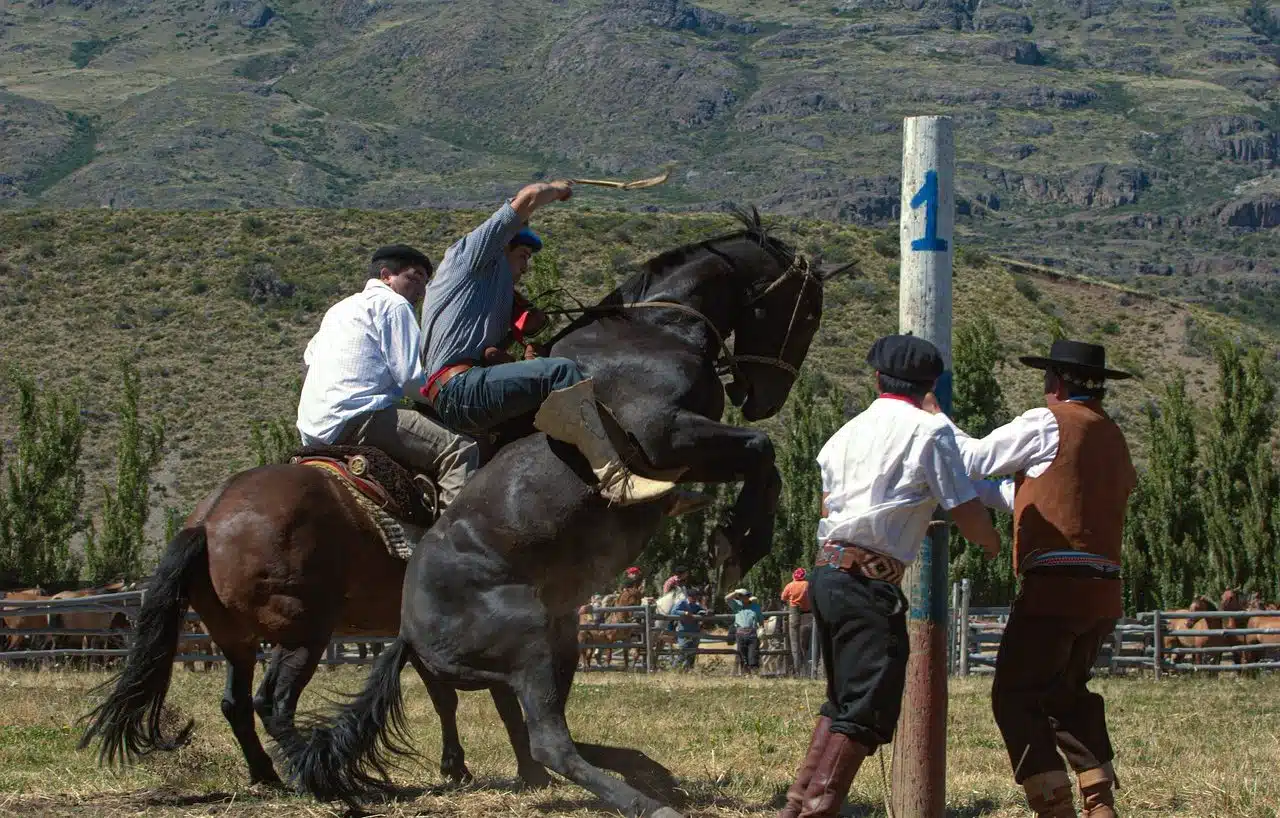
[891,114,955,818]
[959,578,972,677]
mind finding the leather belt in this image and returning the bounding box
[423,363,473,404]
[815,541,906,586]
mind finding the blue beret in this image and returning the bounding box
[867,334,943,382]
[509,226,543,252]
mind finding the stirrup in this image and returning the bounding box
[413,474,440,521]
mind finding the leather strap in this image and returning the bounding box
[815,541,906,586]
[423,363,473,404]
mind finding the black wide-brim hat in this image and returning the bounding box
[1019,339,1133,381]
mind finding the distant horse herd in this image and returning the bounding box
[1161,587,1280,666]
[0,582,212,671]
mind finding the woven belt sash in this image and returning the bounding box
[1020,549,1121,577]
[815,541,906,586]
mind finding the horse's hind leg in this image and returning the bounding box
[220,642,281,786]
[414,670,473,785]
[261,640,326,750]
[253,645,283,724]
[489,684,553,789]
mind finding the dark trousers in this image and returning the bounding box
[992,601,1117,782]
[433,356,582,435]
[735,631,759,671]
[810,565,909,750]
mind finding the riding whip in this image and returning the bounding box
[570,166,673,190]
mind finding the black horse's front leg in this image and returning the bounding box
[652,411,782,584]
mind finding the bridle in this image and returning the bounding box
[542,251,818,404]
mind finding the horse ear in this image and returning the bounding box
[816,260,861,281]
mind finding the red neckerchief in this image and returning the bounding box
[878,393,922,408]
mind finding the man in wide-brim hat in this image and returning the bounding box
[924,339,1137,818]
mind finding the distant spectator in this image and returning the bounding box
[670,589,708,670]
[782,567,813,674]
[726,588,763,675]
[663,565,689,595]
[622,566,644,592]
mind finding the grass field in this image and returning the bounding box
[0,670,1276,817]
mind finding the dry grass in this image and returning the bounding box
[0,668,1276,817]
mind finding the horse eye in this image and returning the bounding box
[754,308,767,321]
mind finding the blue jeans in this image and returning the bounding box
[433,356,583,435]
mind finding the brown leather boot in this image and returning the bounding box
[1078,763,1118,817]
[796,731,869,818]
[1023,770,1078,817]
[777,716,832,818]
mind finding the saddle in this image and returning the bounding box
[289,445,436,560]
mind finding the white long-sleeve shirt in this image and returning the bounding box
[816,397,978,564]
[939,407,1063,512]
[296,279,426,445]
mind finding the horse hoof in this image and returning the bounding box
[517,768,555,790]
[442,766,474,786]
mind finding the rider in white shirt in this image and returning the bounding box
[297,244,478,508]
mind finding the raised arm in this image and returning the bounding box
[931,405,1058,480]
[510,180,574,220]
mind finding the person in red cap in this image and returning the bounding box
[780,568,812,674]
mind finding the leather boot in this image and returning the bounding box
[777,716,832,818]
[1023,770,1078,818]
[533,379,676,505]
[796,731,869,818]
[1077,763,1118,818]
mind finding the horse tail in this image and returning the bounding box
[78,525,208,765]
[281,635,418,802]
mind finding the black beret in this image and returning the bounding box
[371,244,432,271]
[866,334,943,382]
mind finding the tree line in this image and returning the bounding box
[0,360,167,588]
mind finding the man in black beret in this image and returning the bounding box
[924,339,1135,818]
[776,334,1003,818]
[297,244,479,511]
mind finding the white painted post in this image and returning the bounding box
[892,115,955,818]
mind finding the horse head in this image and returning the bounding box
[1221,588,1244,611]
[704,207,847,420]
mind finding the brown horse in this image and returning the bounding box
[1219,588,1249,666]
[50,583,130,667]
[1245,593,1280,662]
[1163,595,1218,667]
[78,462,550,789]
[1,588,51,658]
[604,585,646,669]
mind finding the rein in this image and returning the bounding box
[540,255,816,400]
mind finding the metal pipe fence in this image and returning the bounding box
[7,584,1275,679]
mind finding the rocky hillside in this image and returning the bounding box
[1,1,1278,318]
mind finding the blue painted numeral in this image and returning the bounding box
[910,170,948,252]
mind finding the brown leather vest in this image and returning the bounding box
[1013,400,1136,617]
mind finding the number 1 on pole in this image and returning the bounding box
[910,169,948,252]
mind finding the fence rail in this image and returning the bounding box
[5,584,1277,678]
[948,579,1280,678]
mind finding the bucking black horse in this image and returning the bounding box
[273,209,840,817]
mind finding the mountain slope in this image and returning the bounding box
[1,0,1277,308]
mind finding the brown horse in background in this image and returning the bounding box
[1245,592,1280,662]
[1,588,52,659]
[50,582,130,667]
[78,463,550,789]
[604,585,646,669]
[1219,588,1250,667]
[1163,595,1219,667]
